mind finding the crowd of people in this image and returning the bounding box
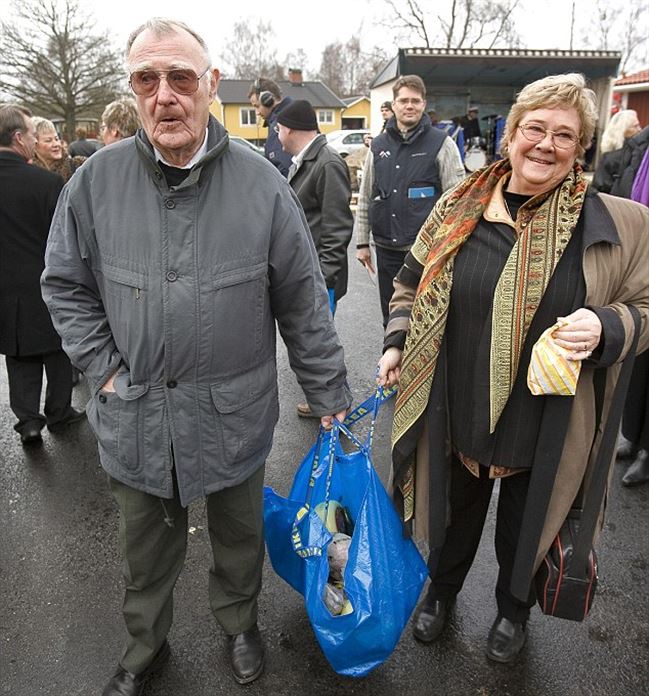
[1,15,648,696]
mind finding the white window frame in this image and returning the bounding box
[240,107,257,127]
[317,109,334,125]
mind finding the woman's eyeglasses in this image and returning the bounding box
[129,67,210,97]
[518,123,579,149]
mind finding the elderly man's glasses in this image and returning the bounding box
[129,66,211,97]
[518,123,579,149]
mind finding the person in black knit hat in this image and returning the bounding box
[277,100,353,418]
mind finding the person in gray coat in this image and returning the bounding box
[276,99,354,418]
[41,18,351,696]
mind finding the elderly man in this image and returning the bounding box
[248,77,293,176]
[355,75,465,326]
[0,104,84,445]
[42,18,350,695]
[100,96,140,145]
[276,99,353,417]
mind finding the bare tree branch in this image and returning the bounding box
[219,19,284,80]
[382,0,430,45]
[318,35,389,97]
[579,0,648,73]
[0,0,123,138]
[380,0,521,50]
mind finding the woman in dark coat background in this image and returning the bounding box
[610,124,649,486]
[592,109,641,193]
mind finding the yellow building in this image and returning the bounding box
[340,96,371,130]
[210,71,355,146]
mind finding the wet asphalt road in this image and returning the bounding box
[1,248,648,696]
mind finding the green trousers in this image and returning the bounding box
[109,465,265,674]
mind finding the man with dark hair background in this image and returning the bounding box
[248,77,293,176]
[0,104,84,445]
[68,126,101,157]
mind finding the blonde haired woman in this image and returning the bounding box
[592,109,641,193]
[32,117,86,182]
[378,74,649,663]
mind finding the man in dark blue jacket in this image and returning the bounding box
[355,75,465,326]
[248,77,293,177]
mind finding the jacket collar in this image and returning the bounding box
[0,149,28,165]
[581,188,621,249]
[484,174,515,227]
[385,113,432,143]
[483,173,621,249]
[300,133,327,162]
[135,114,229,188]
[266,96,293,128]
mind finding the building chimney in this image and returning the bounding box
[288,69,303,85]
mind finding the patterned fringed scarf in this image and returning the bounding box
[393,159,588,522]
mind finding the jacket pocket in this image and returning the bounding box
[209,361,279,464]
[98,262,150,368]
[87,383,152,476]
[87,390,120,463]
[101,263,148,298]
[210,261,268,371]
[407,181,438,231]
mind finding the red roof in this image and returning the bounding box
[616,69,649,86]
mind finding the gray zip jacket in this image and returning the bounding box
[42,116,351,506]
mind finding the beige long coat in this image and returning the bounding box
[388,189,649,574]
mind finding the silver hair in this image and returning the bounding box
[126,18,212,66]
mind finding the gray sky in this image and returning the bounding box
[0,0,642,74]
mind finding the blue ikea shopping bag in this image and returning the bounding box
[264,388,428,677]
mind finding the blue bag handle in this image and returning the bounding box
[290,385,396,558]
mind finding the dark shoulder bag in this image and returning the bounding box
[535,305,641,621]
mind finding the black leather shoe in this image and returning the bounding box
[102,640,170,696]
[617,433,636,459]
[486,615,526,663]
[228,625,265,685]
[47,408,86,432]
[412,597,453,643]
[20,426,42,446]
[622,449,649,487]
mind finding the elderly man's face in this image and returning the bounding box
[127,27,218,166]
